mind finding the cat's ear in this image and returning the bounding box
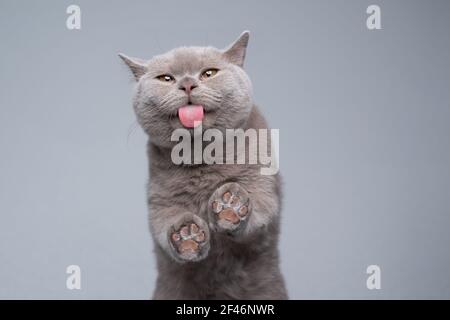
[223,31,250,67]
[118,53,147,81]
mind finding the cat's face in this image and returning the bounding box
[120,32,253,148]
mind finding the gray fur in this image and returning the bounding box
[120,31,288,299]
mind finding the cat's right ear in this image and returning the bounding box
[223,31,250,68]
[118,53,147,81]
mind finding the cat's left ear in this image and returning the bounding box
[118,53,147,81]
[223,31,250,68]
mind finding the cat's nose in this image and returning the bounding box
[178,79,198,95]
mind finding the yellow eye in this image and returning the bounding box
[156,74,175,83]
[200,68,219,80]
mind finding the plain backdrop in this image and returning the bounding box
[1,0,450,299]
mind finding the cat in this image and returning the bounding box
[119,31,288,299]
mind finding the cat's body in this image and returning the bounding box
[120,32,288,299]
[149,106,286,299]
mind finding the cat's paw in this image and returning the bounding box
[208,182,251,234]
[168,215,209,262]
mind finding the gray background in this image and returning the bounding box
[1,0,449,299]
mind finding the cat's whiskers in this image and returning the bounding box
[126,120,140,145]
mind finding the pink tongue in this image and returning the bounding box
[178,105,204,128]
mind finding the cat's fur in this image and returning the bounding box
[120,32,288,299]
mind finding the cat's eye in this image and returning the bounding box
[156,74,175,83]
[200,68,219,80]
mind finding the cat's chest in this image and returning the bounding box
[152,164,230,209]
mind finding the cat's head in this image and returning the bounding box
[119,31,253,148]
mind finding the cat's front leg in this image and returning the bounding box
[152,210,210,263]
[168,214,210,262]
[207,182,252,236]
